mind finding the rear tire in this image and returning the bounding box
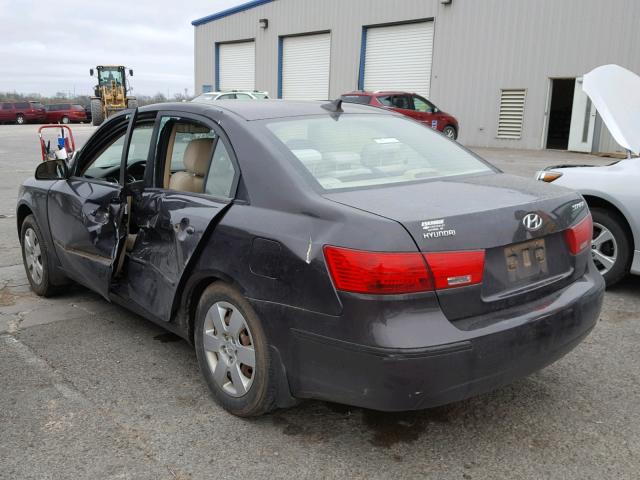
[442,125,457,140]
[20,215,56,297]
[90,99,104,126]
[194,283,276,417]
[61,116,70,124]
[590,207,631,287]
[16,114,25,125]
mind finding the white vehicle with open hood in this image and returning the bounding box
[537,64,640,286]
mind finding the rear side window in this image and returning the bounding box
[377,95,411,109]
[341,95,371,105]
[204,141,236,198]
[264,114,492,191]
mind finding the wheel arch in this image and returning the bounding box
[179,270,247,346]
[16,203,33,234]
[583,194,636,250]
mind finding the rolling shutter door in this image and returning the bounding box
[282,33,331,100]
[218,41,255,91]
[364,22,434,98]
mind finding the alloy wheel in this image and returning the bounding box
[592,221,618,275]
[24,227,43,285]
[202,301,256,397]
[444,126,456,139]
[16,115,24,125]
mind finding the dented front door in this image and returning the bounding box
[47,111,139,299]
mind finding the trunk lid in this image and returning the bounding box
[325,173,589,321]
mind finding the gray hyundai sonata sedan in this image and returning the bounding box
[18,100,605,416]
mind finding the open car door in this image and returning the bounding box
[47,109,139,299]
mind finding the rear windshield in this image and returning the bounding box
[264,114,492,191]
[72,104,85,110]
[341,95,371,105]
[30,102,44,109]
[252,92,269,99]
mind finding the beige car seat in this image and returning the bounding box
[168,138,213,193]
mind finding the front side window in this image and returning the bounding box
[264,114,492,191]
[82,122,154,183]
[2,103,12,110]
[412,96,435,113]
[15,102,29,109]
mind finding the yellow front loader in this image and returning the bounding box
[89,65,137,126]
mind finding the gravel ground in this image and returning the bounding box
[0,123,638,480]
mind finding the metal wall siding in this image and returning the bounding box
[195,0,640,150]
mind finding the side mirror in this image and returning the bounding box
[89,68,94,76]
[129,69,134,77]
[35,159,69,180]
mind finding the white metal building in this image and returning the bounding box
[193,0,640,153]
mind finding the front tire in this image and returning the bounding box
[195,283,276,417]
[61,116,70,124]
[442,125,457,140]
[16,114,25,125]
[590,207,631,287]
[127,98,138,109]
[90,98,104,126]
[20,215,56,296]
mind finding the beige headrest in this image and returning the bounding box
[183,138,213,176]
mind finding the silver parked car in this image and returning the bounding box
[192,91,270,102]
[538,65,640,286]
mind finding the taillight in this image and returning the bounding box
[323,246,486,294]
[564,213,593,255]
[323,246,432,294]
[423,251,485,289]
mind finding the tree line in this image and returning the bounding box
[0,91,191,106]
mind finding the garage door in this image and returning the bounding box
[218,41,255,91]
[363,22,434,98]
[281,33,330,100]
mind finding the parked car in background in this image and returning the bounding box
[0,101,46,124]
[341,91,459,139]
[44,104,88,124]
[192,91,270,102]
[537,64,640,287]
[18,100,603,417]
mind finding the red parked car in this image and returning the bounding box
[44,103,88,124]
[0,101,46,124]
[341,91,459,140]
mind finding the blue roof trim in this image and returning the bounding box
[192,0,274,26]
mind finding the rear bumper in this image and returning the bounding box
[253,263,604,411]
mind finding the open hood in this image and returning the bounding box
[583,64,640,155]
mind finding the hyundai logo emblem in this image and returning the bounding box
[522,213,543,231]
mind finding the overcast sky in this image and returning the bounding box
[0,0,246,97]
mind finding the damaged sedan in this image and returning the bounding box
[17,100,604,416]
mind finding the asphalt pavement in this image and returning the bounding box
[1,123,638,479]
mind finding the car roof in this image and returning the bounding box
[141,99,391,121]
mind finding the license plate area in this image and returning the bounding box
[504,238,548,282]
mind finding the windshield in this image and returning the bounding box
[98,68,124,85]
[264,114,492,191]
